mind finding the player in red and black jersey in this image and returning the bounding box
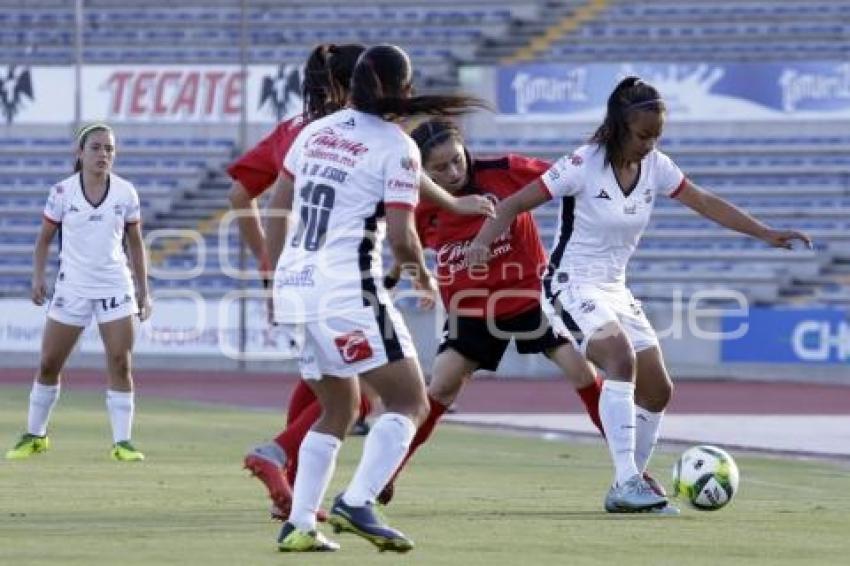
[377,119,605,505]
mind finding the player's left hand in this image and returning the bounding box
[137,291,153,322]
[452,195,495,218]
[761,229,813,250]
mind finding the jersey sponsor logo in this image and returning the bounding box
[594,189,611,200]
[334,330,373,363]
[88,213,104,221]
[69,204,80,212]
[309,128,369,157]
[436,232,513,274]
[387,179,416,192]
[276,265,316,287]
[623,203,637,215]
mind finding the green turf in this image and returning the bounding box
[1,386,848,565]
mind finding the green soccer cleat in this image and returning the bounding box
[5,433,50,460]
[277,522,339,552]
[110,440,145,462]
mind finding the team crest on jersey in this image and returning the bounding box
[579,300,596,313]
[54,185,64,194]
[69,204,80,212]
[643,188,653,204]
[569,153,583,166]
[113,204,123,215]
[334,330,373,364]
[594,189,611,200]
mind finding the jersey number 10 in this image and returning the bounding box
[291,181,336,251]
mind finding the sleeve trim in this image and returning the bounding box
[669,176,688,199]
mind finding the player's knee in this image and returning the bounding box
[108,353,131,377]
[606,349,636,380]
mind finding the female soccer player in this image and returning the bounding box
[469,77,812,514]
[266,44,485,553]
[376,119,605,505]
[230,43,493,521]
[5,123,151,462]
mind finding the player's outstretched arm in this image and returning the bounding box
[468,179,550,266]
[386,206,437,302]
[125,222,152,321]
[675,180,813,250]
[419,174,494,217]
[31,219,58,306]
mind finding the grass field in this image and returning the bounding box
[1,387,848,566]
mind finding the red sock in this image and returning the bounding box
[286,379,317,426]
[357,393,372,420]
[576,375,604,436]
[388,395,448,485]
[275,399,322,485]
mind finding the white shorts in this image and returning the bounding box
[48,288,138,327]
[279,304,417,380]
[546,280,658,355]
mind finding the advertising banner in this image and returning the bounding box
[721,307,850,364]
[0,63,303,124]
[497,61,850,121]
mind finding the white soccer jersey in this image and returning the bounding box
[274,108,421,322]
[541,145,685,285]
[43,172,141,298]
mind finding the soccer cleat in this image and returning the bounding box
[110,440,145,461]
[350,418,371,436]
[376,481,395,506]
[328,494,413,553]
[604,474,667,513]
[277,521,339,552]
[244,442,292,515]
[5,433,49,460]
[643,471,668,497]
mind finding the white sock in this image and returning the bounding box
[342,412,416,507]
[27,382,60,437]
[634,406,664,473]
[599,380,639,486]
[106,390,134,443]
[288,431,341,532]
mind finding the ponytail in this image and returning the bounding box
[350,44,488,120]
[302,43,365,121]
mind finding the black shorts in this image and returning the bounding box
[438,305,571,371]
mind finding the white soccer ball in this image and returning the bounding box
[672,445,740,510]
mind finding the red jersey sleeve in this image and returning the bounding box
[414,200,441,250]
[504,154,551,193]
[226,117,304,198]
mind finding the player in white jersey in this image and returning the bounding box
[5,123,151,463]
[469,77,812,514]
[265,45,485,553]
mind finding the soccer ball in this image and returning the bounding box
[672,445,740,510]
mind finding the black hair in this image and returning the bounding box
[410,119,464,164]
[350,45,487,119]
[74,123,113,173]
[302,43,366,121]
[589,76,665,167]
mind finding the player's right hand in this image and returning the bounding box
[31,276,47,306]
[414,272,438,310]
